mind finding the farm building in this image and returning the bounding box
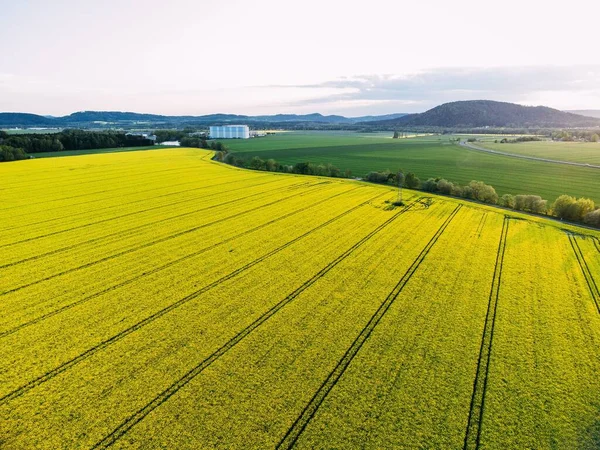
[209,125,250,139]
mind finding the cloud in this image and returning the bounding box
[262,66,600,114]
[3,66,600,116]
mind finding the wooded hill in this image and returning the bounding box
[368,100,600,128]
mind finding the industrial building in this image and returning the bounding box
[209,125,250,139]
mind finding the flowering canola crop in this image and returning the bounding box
[0,148,598,449]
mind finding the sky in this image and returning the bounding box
[1,0,599,116]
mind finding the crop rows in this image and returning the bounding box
[278,205,462,449]
[92,200,420,449]
[0,185,364,337]
[476,221,600,448]
[0,180,329,294]
[1,193,432,446]
[568,234,600,313]
[289,208,505,449]
[0,190,397,406]
[0,183,373,333]
[462,216,510,450]
[1,187,392,397]
[98,201,460,449]
[1,148,599,449]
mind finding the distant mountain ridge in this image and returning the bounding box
[0,111,409,127]
[368,100,600,128]
[3,102,599,129]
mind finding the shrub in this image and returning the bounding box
[365,171,391,184]
[404,172,420,189]
[515,195,548,213]
[436,179,454,195]
[468,181,498,204]
[421,178,439,192]
[499,194,515,209]
[583,209,600,227]
[552,195,595,221]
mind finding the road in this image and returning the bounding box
[459,140,600,169]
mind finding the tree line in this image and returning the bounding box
[551,130,600,143]
[363,169,599,227]
[214,149,349,178]
[0,130,155,161]
[214,149,599,227]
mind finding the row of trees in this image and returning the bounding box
[551,130,600,142]
[496,136,543,144]
[0,130,154,158]
[361,169,598,226]
[214,148,598,227]
[217,151,349,178]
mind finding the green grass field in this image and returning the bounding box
[1,148,598,448]
[226,132,600,203]
[479,140,600,165]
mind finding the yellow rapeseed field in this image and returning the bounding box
[1,148,598,449]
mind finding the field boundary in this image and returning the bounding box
[277,204,462,449]
[568,235,600,314]
[89,200,419,449]
[0,185,363,338]
[462,216,510,450]
[0,192,399,406]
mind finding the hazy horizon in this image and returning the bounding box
[2,0,599,116]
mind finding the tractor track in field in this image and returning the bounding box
[0,191,397,407]
[0,177,287,249]
[0,185,363,338]
[568,235,600,314]
[90,199,418,449]
[0,172,256,231]
[476,213,488,238]
[594,237,600,254]
[0,163,216,211]
[277,204,462,449]
[0,181,330,296]
[462,216,510,450]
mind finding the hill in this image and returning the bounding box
[0,113,56,127]
[370,100,600,128]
